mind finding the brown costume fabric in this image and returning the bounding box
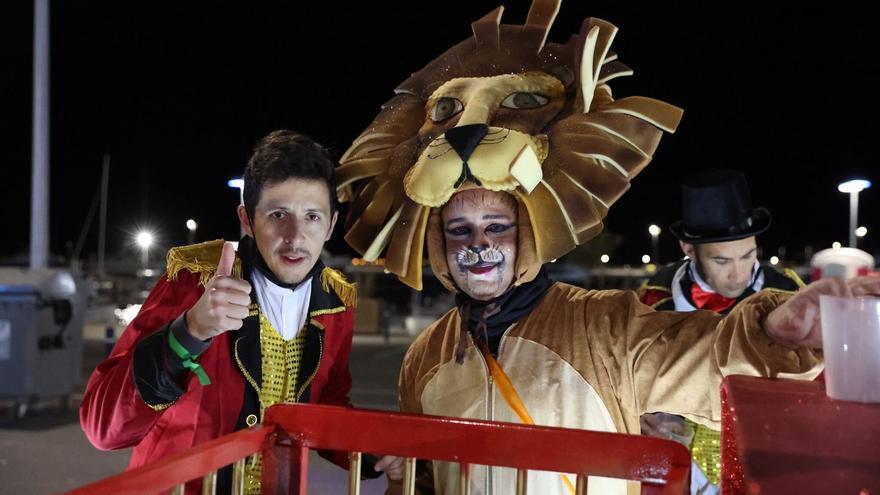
[388,287,822,495]
[330,2,821,494]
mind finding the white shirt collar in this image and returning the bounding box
[252,267,311,298]
[251,269,312,340]
[672,258,766,312]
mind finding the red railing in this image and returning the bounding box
[66,404,691,494]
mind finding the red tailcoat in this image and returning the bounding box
[80,243,356,473]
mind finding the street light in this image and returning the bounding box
[228,178,245,205]
[648,224,661,265]
[837,179,871,247]
[770,256,779,266]
[135,230,154,270]
[856,226,868,238]
[641,254,651,264]
[228,177,246,238]
[186,219,198,244]
[832,241,842,250]
[600,254,610,264]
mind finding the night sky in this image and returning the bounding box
[2,1,877,267]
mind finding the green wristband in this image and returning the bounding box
[168,330,212,386]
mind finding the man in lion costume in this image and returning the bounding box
[337,1,872,494]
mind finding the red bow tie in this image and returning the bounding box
[690,283,737,312]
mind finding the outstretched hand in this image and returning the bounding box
[764,276,880,348]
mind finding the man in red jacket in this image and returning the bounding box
[80,130,401,493]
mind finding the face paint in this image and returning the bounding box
[442,189,518,300]
[455,246,506,275]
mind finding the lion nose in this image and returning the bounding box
[445,124,489,163]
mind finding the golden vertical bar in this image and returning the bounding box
[170,484,185,495]
[231,458,246,495]
[348,452,362,495]
[402,457,417,495]
[576,475,588,495]
[458,463,470,495]
[515,469,528,495]
[201,470,218,495]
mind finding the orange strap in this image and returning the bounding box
[480,345,577,495]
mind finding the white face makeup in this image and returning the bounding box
[442,189,518,300]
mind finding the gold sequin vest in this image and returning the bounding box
[244,310,306,495]
[685,419,721,485]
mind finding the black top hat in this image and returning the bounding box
[669,170,771,244]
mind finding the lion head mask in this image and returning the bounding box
[337,0,683,291]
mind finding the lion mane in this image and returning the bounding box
[337,0,683,290]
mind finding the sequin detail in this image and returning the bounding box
[686,419,721,486]
[244,310,305,495]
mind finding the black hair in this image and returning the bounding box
[243,129,337,219]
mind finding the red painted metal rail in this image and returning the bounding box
[65,404,691,494]
[65,425,273,495]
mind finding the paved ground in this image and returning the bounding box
[0,337,410,494]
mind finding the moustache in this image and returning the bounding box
[278,248,310,258]
[455,247,505,267]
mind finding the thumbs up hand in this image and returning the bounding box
[185,242,253,340]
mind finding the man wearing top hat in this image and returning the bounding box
[639,169,803,315]
[638,169,803,494]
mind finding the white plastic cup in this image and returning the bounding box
[819,295,880,403]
